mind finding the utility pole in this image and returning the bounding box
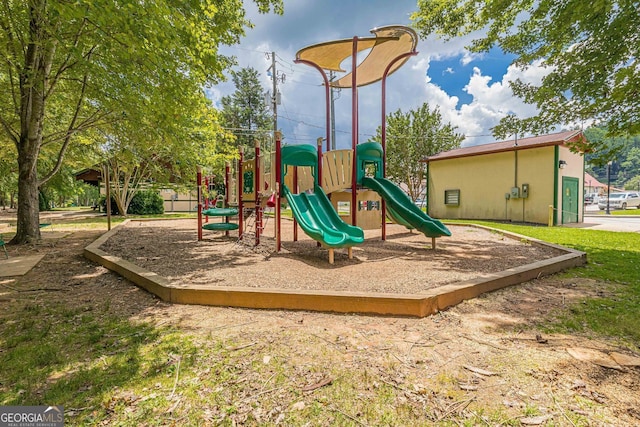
[329,71,338,150]
[270,52,278,139]
[267,52,284,150]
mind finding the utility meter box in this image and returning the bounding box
[510,186,520,198]
[522,183,530,198]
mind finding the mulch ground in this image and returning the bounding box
[98,219,567,294]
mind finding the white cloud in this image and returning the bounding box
[211,0,550,150]
[460,51,479,66]
[453,62,549,144]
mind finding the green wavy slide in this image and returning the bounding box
[283,184,364,248]
[361,176,451,238]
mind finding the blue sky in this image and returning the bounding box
[211,0,547,148]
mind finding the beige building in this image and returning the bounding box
[584,172,606,195]
[424,130,586,225]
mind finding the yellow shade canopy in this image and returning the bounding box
[295,25,418,88]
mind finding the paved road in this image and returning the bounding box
[573,204,640,233]
[579,215,640,233]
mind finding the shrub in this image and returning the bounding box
[128,190,164,215]
[38,190,52,211]
[98,195,120,215]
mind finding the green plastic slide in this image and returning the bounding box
[361,176,451,237]
[283,184,364,248]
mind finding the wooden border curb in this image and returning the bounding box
[84,220,586,317]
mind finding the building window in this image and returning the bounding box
[444,189,460,206]
[337,201,350,216]
[358,200,380,211]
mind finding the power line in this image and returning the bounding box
[220,127,272,133]
[222,45,273,55]
[283,78,324,87]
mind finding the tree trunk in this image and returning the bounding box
[13,139,41,243]
[11,1,50,244]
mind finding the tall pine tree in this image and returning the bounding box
[220,67,272,156]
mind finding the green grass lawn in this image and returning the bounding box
[463,221,640,347]
[583,206,640,215]
[611,207,640,216]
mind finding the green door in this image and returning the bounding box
[562,177,579,224]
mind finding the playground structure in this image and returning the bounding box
[83,25,587,316]
[197,25,451,264]
[274,25,451,261]
[197,141,277,246]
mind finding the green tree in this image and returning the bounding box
[620,147,640,184]
[220,67,272,155]
[583,127,625,168]
[1,0,283,244]
[412,1,639,137]
[37,129,101,208]
[375,103,463,202]
[98,94,228,217]
[584,127,640,188]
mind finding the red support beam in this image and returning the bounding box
[197,166,202,241]
[380,50,418,240]
[293,59,331,152]
[238,147,244,240]
[275,132,282,252]
[225,162,231,236]
[293,166,298,242]
[351,36,359,227]
[255,140,261,246]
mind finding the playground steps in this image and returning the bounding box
[202,207,238,217]
[202,207,239,232]
[202,222,239,231]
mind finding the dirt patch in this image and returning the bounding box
[1,220,639,425]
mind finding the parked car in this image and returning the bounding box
[598,192,640,210]
[584,193,598,204]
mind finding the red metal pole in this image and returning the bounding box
[380,50,418,240]
[293,166,298,242]
[197,166,202,241]
[317,138,323,248]
[293,59,331,152]
[225,161,231,236]
[238,147,244,239]
[255,140,261,246]
[317,137,323,188]
[275,132,282,252]
[204,176,209,223]
[351,36,359,227]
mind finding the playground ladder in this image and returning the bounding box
[236,206,268,247]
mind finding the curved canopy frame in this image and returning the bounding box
[295,25,418,88]
[294,25,418,234]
